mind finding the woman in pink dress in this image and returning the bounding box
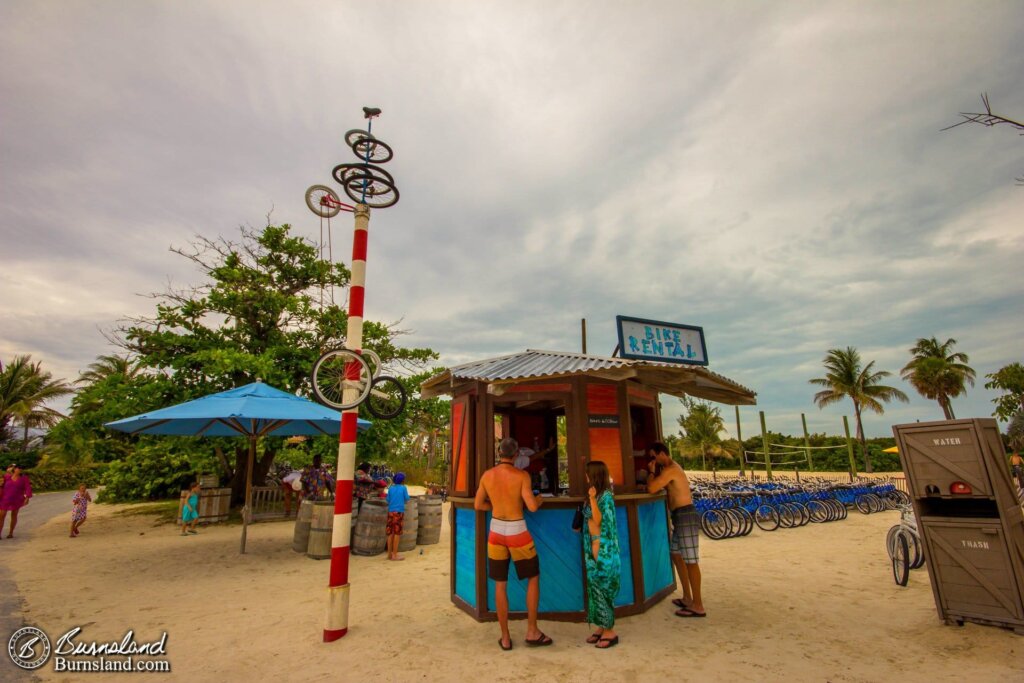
[0,464,32,539]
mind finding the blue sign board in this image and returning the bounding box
[615,315,708,366]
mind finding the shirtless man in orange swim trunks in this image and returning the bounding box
[474,437,553,651]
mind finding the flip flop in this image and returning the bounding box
[525,632,554,647]
[498,638,513,651]
[675,608,706,618]
[585,632,603,644]
[672,598,691,609]
[596,636,619,649]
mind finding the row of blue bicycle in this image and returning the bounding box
[693,478,911,539]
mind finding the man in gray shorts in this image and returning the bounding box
[646,442,705,617]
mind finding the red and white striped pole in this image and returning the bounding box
[324,201,370,642]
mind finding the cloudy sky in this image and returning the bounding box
[2,1,1022,439]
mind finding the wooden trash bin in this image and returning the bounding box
[894,418,1024,634]
[292,499,314,553]
[416,495,443,545]
[397,498,419,552]
[306,500,335,560]
[352,499,388,556]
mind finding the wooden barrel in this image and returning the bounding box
[351,499,388,556]
[306,500,335,560]
[292,499,314,553]
[416,495,443,545]
[397,498,419,552]
[352,497,360,526]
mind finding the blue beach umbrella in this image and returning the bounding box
[106,382,369,553]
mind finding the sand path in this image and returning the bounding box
[8,499,1024,682]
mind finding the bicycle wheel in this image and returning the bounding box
[855,495,873,514]
[340,174,400,209]
[332,162,395,186]
[908,530,926,569]
[791,502,811,526]
[807,500,828,523]
[700,510,731,540]
[305,184,342,218]
[886,524,900,559]
[754,504,780,531]
[892,531,910,586]
[734,507,754,536]
[311,349,372,410]
[778,505,797,529]
[351,136,394,164]
[344,128,374,147]
[365,375,407,420]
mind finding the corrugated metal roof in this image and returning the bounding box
[447,349,628,381]
[423,349,756,403]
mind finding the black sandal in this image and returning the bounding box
[596,636,619,649]
[498,638,513,651]
[585,632,603,644]
[525,632,553,647]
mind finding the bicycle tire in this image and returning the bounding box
[365,375,407,420]
[344,128,375,147]
[892,531,910,586]
[700,510,731,540]
[778,504,797,529]
[340,174,400,209]
[305,184,342,218]
[735,507,754,536]
[722,508,745,538]
[807,500,828,523]
[332,162,395,186]
[311,349,372,410]
[792,502,811,526]
[908,530,926,569]
[351,136,393,164]
[886,524,900,559]
[855,495,873,514]
[754,504,780,532]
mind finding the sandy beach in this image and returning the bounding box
[8,497,1023,683]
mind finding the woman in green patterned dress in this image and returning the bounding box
[582,460,621,648]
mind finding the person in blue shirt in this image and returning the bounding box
[386,472,411,561]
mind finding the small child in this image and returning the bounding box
[70,484,91,537]
[181,482,201,536]
[385,472,410,561]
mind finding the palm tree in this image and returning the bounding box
[809,347,908,473]
[679,397,730,472]
[0,355,73,452]
[900,337,975,419]
[76,353,142,386]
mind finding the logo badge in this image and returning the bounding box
[8,626,52,670]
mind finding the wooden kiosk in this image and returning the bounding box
[421,348,756,622]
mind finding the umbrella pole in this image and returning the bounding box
[240,435,256,554]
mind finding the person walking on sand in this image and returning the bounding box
[70,484,92,537]
[646,442,705,618]
[580,461,621,649]
[385,472,410,560]
[180,482,201,536]
[474,437,553,651]
[0,464,32,539]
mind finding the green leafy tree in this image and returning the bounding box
[900,337,975,419]
[677,397,730,472]
[809,347,908,473]
[985,363,1024,422]
[0,355,73,452]
[110,223,438,503]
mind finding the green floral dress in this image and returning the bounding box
[582,489,621,629]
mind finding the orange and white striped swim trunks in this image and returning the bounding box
[487,518,540,581]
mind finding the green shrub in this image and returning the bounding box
[98,439,218,503]
[26,464,107,492]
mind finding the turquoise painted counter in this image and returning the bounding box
[451,493,675,621]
